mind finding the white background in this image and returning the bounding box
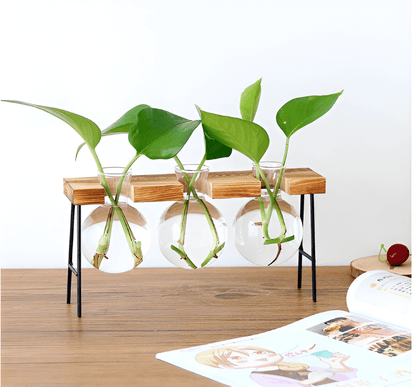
[0,0,411,269]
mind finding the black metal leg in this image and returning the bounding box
[297,195,305,290]
[310,194,316,302]
[67,204,75,304]
[77,205,82,317]
[67,203,82,317]
[297,194,317,302]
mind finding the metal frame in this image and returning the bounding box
[67,195,317,317]
[67,204,82,317]
[297,194,317,302]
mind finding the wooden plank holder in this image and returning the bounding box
[64,168,326,317]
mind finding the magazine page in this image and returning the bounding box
[346,270,411,330]
[156,310,412,386]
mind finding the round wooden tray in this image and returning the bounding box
[350,255,412,278]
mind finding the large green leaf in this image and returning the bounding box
[204,131,232,160]
[276,90,343,138]
[196,106,269,163]
[195,105,232,160]
[3,100,101,149]
[102,104,151,135]
[240,78,262,122]
[75,104,150,159]
[128,107,200,159]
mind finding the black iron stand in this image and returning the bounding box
[297,194,317,302]
[67,203,82,317]
[66,195,318,317]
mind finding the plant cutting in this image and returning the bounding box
[73,104,230,269]
[197,80,343,265]
[169,159,226,269]
[157,160,228,269]
[2,100,201,271]
[128,107,232,269]
[168,119,236,268]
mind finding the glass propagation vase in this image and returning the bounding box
[81,167,151,274]
[158,164,227,269]
[233,161,303,266]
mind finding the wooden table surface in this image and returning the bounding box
[2,266,353,386]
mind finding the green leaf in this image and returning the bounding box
[196,105,232,160]
[102,104,151,136]
[75,104,150,159]
[204,131,232,160]
[240,78,262,121]
[276,90,343,138]
[3,100,101,149]
[128,107,200,159]
[196,106,269,163]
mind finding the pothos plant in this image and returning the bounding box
[3,100,199,268]
[80,106,232,269]
[124,107,231,269]
[4,81,342,269]
[3,99,230,269]
[197,79,343,261]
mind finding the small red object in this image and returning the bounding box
[386,244,409,266]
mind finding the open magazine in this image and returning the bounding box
[156,270,412,386]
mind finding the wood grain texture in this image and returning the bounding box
[209,168,326,197]
[130,174,184,202]
[63,177,106,205]
[2,267,352,386]
[350,255,412,278]
[63,169,326,205]
[280,168,326,195]
[204,171,261,199]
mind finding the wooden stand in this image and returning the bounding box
[64,168,326,316]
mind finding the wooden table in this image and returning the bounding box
[2,266,353,386]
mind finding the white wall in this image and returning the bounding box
[0,0,411,269]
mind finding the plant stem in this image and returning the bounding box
[180,156,206,196]
[258,196,269,239]
[92,207,115,268]
[172,155,222,268]
[89,146,143,267]
[170,245,197,269]
[272,137,290,202]
[201,242,225,267]
[178,198,189,250]
[258,137,291,244]
[257,165,285,230]
[265,137,292,244]
[256,163,287,245]
[115,153,141,202]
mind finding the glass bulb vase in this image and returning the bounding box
[233,161,303,266]
[81,167,151,273]
[158,164,227,269]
